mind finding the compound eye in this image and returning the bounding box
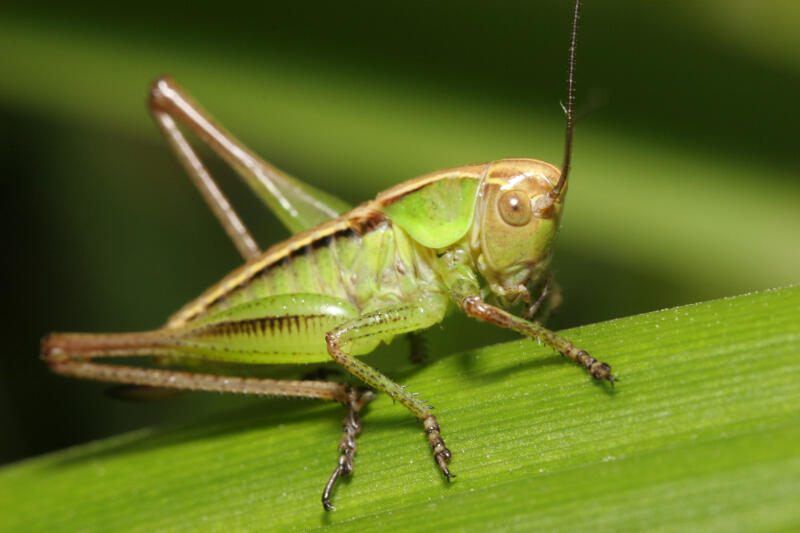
[498,190,532,227]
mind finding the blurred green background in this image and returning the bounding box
[2,0,798,466]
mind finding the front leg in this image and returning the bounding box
[524,273,563,322]
[325,297,454,483]
[461,296,615,383]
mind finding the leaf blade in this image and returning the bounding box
[1,287,799,532]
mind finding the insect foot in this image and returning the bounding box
[424,415,455,479]
[322,388,375,511]
[575,349,616,385]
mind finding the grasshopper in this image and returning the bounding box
[42,0,613,511]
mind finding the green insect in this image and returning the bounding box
[42,0,612,511]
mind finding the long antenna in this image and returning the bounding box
[549,0,580,200]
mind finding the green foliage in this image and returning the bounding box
[2,287,798,531]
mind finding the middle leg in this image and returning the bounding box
[325,296,454,478]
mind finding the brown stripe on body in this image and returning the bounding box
[375,162,487,206]
[166,206,387,328]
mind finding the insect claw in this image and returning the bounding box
[322,464,343,512]
[435,450,454,479]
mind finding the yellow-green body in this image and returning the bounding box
[141,159,561,367]
[170,219,442,364]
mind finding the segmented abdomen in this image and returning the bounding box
[171,218,438,328]
[175,304,367,364]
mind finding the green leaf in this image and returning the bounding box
[2,286,798,532]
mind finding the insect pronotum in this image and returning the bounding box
[42,0,613,511]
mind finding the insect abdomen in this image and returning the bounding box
[197,232,358,318]
[171,210,443,332]
[174,294,369,364]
